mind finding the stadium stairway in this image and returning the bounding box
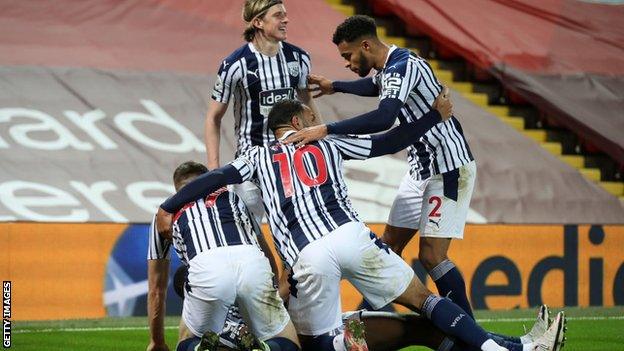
[324,0,624,203]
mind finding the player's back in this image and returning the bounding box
[171,187,259,266]
[235,133,363,266]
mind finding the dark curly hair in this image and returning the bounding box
[332,15,378,45]
[268,99,304,132]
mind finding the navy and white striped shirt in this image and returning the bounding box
[148,187,259,265]
[148,214,171,260]
[230,133,374,266]
[212,41,311,155]
[374,46,473,180]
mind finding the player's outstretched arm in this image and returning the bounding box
[307,74,377,98]
[332,77,378,97]
[204,100,229,170]
[147,259,171,351]
[368,88,452,158]
[161,165,243,214]
[283,95,404,147]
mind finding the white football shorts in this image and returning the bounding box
[182,245,289,341]
[287,221,414,336]
[387,161,476,239]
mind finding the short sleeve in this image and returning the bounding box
[147,214,171,260]
[230,147,259,182]
[212,60,241,104]
[298,51,311,90]
[379,61,421,103]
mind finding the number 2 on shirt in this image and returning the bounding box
[272,145,328,197]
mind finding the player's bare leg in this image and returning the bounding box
[392,277,510,351]
[354,311,445,351]
[418,237,474,315]
[178,319,196,345]
[380,224,417,256]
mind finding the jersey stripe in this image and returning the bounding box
[230,134,371,267]
[147,215,171,260]
[149,189,259,265]
[212,42,311,156]
[376,47,474,180]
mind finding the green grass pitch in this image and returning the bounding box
[13,307,623,350]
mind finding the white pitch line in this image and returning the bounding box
[477,316,624,323]
[14,326,178,334]
[13,315,624,334]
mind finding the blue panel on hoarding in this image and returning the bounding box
[104,224,183,316]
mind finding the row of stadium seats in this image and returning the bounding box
[326,0,624,201]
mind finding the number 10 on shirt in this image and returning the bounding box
[272,145,328,197]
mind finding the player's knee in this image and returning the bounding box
[418,249,444,272]
[395,279,433,312]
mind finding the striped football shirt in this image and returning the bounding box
[212,41,311,155]
[375,46,474,180]
[229,132,374,266]
[147,187,259,265]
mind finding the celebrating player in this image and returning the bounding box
[285,12,477,329]
[147,161,300,351]
[156,98,566,351]
[205,0,320,223]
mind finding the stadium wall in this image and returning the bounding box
[0,223,622,321]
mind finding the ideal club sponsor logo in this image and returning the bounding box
[259,88,295,117]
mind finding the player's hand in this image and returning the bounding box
[146,341,170,351]
[282,124,328,147]
[156,207,174,240]
[307,74,334,98]
[432,86,453,121]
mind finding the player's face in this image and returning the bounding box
[337,40,374,78]
[258,4,289,41]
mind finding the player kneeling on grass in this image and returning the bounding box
[157,96,567,351]
[147,161,300,351]
[173,264,557,351]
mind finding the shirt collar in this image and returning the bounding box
[248,41,283,56]
[279,130,296,141]
[382,45,398,70]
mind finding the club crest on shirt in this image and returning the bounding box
[214,75,224,91]
[287,62,300,77]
